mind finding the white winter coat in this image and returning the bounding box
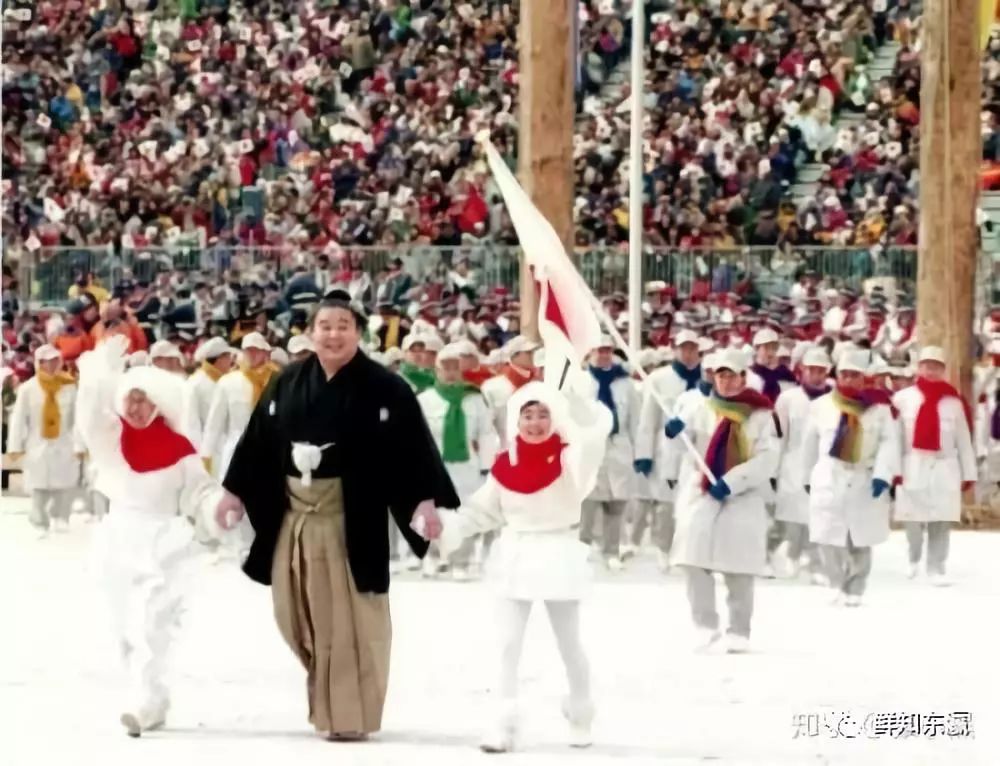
[201,370,257,477]
[635,364,698,501]
[670,395,780,575]
[6,377,83,491]
[774,386,824,524]
[583,369,639,502]
[439,385,611,600]
[181,368,219,450]
[893,386,977,523]
[799,394,900,548]
[418,386,498,502]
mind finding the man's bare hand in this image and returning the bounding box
[215,490,245,530]
[411,499,442,540]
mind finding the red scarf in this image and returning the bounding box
[462,367,493,388]
[120,416,196,473]
[913,377,972,451]
[502,363,534,391]
[491,434,566,493]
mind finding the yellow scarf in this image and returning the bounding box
[200,360,224,382]
[241,361,275,407]
[36,370,75,439]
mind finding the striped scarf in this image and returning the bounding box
[702,388,772,492]
[828,386,895,463]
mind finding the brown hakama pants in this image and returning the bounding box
[272,477,391,735]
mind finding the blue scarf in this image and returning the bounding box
[697,380,712,396]
[590,364,630,435]
[672,360,702,391]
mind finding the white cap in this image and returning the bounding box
[127,350,149,367]
[868,355,890,376]
[382,347,404,366]
[422,335,444,353]
[455,339,479,356]
[241,332,271,352]
[270,348,289,366]
[890,364,914,378]
[486,348,506,366]
[801,347,833,369]
[436,342,464,365]
[918,345,946,364]
[752,328,780,346]
[194,336,231,363]
[504,334,541,356]
[150,339,185,362]
[637,348,659,368]
[777,345,792,359]
[702,352,719,371]
[674,329,699,347]
[595,334,615,350]
[401,334,428,351]
[287,335,315,355]
[714,348,748,374]
[34,344,61,363]
[838,350,870,374]
[697,337,716,353]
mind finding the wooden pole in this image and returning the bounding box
[917,0,981,399]
[517,0,575,341]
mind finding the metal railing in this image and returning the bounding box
[8,243,934,308]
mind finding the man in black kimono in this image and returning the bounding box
[216,290,455,741]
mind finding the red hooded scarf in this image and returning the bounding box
[490,434,566,494]
[120,415,196,473]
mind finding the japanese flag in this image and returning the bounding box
[481,138,602,386]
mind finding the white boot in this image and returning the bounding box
[480,702,518,753]
[723,633,750,654]
[120,699,168,738]
[561,698,594,748]
[656,550,671,573]
[693,627,721,652]
[907,562,920,579]
[421,556,438,579]
[605,556,624,572]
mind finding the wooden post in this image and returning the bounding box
[917,0,981,399]
[517,0,575,341]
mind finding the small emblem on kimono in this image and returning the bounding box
[379,407,389,422]
[269,401,276,416]
[547,455,554,463]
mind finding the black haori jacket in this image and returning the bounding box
[224,352,459,592]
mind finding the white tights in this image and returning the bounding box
[496,599,591,708]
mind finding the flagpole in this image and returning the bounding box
[582,288,718,486]
[627,0,644,352]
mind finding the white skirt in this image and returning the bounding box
[485,527,592,601]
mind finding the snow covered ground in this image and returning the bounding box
[1,495,998,766]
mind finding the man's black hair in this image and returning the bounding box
[309,289,368,330]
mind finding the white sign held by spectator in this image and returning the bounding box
[339,62,353,78]
[139,140,158,160]
[187,39,202,53]
[36,114,51,130]
[25,235,41,252]
[240,139,254,155]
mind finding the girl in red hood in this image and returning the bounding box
[75,336,228,738]
[421,380,612,753]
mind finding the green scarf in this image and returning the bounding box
[434,380,478,463]
[401,362,436,393]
